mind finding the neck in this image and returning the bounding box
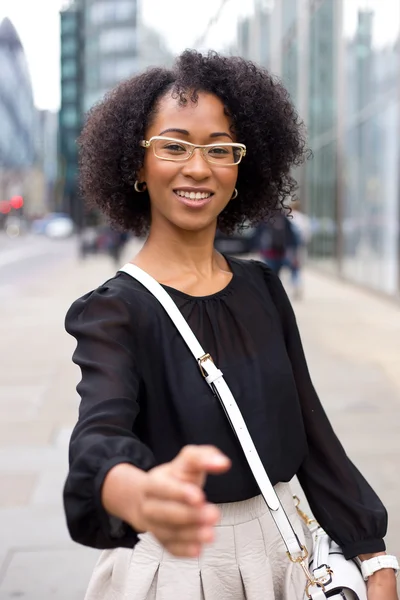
[135,219,222,279]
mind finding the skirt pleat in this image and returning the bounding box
[199,518,244,600]
[85,483,312,600]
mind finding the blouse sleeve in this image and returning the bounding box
[63,284,156,549]
[261,264,388,559]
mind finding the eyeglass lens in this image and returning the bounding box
[153,139,242,164]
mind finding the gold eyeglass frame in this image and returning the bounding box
[140,136,247,166]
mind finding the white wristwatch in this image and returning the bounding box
[361,555,399,581]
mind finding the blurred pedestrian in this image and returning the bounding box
[106,227,129,265]
[259,211,301,298]
[63,51,397,600]
[289,200,312,298]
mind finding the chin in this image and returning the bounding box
[172,217,217,233]
[167,211,219,233]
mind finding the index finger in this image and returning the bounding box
[175,445,231,478]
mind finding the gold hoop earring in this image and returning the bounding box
[231,188,238,200]
[134,180,147,193]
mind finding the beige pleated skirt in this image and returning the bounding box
[85,483,312,600]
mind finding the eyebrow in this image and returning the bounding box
[158,128,233,140]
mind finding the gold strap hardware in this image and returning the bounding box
[287,546,326,598]
[293,495,318,527]
[198,353,214,378]
[305,580,326,598]
[289,499,333,597]
[287,545,309,565]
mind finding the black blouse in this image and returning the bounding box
[63,257,387,560]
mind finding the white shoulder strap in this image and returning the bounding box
[119,263,304,556]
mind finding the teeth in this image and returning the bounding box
[175,190,212,200]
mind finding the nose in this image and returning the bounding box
[181,148,212,180]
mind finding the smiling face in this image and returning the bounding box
[139,91,239,234]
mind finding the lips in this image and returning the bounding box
[173,189,214,209]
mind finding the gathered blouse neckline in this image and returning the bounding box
[159,254,236,301]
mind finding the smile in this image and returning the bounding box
[173,189,214,209]
[174,190,213,200]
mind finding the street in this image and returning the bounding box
[0,235,399,598]
[0,233,77,296]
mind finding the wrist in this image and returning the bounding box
[359,551,386,562]
[359,553,399,582]
[102,462,148,530]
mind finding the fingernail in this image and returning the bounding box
[212,455,229,466]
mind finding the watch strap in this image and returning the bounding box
[361,555,399,580]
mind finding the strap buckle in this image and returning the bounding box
[198,353,214,378]
[287,546,328,598]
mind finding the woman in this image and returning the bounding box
[64,51,398,599]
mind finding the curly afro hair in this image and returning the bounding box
[78,50,308,235]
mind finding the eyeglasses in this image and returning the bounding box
[140,136,246,166]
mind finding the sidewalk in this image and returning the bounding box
[0,246,399,598]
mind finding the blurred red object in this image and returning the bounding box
[0,201,11,214]
[10,196,24,209]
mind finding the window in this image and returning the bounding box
[66,132,78,156]
[0,102,13,148]
[90,2,113,24]
[0,52,16,89]
[90,1,136,25]
[62,37,77,56]
[238,19,250,56]
[86,65,100,89]
[61,107,78,127]
[100,57,138,86]
[62,82,77,102]
[99,28,137,52]
[114,58,138,79]
[259,10,270,67]
[115,1,136,19]
[308,0,336,140]
[282,40,298,105]
[84,91,103,112]
[61,14,77,34]
[307,141,337,268]
[62,59,77,78]
[282,0,297,36]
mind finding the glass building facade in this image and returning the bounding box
[0,18,36,170]
[83,0,139,112]
[59,5,84,224]
[225,0,400,297]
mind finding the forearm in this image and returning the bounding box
[101,462,147,530]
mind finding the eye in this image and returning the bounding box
[208,146,231,156]
[162,142,187,153]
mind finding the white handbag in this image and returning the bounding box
[120,263,368,600]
